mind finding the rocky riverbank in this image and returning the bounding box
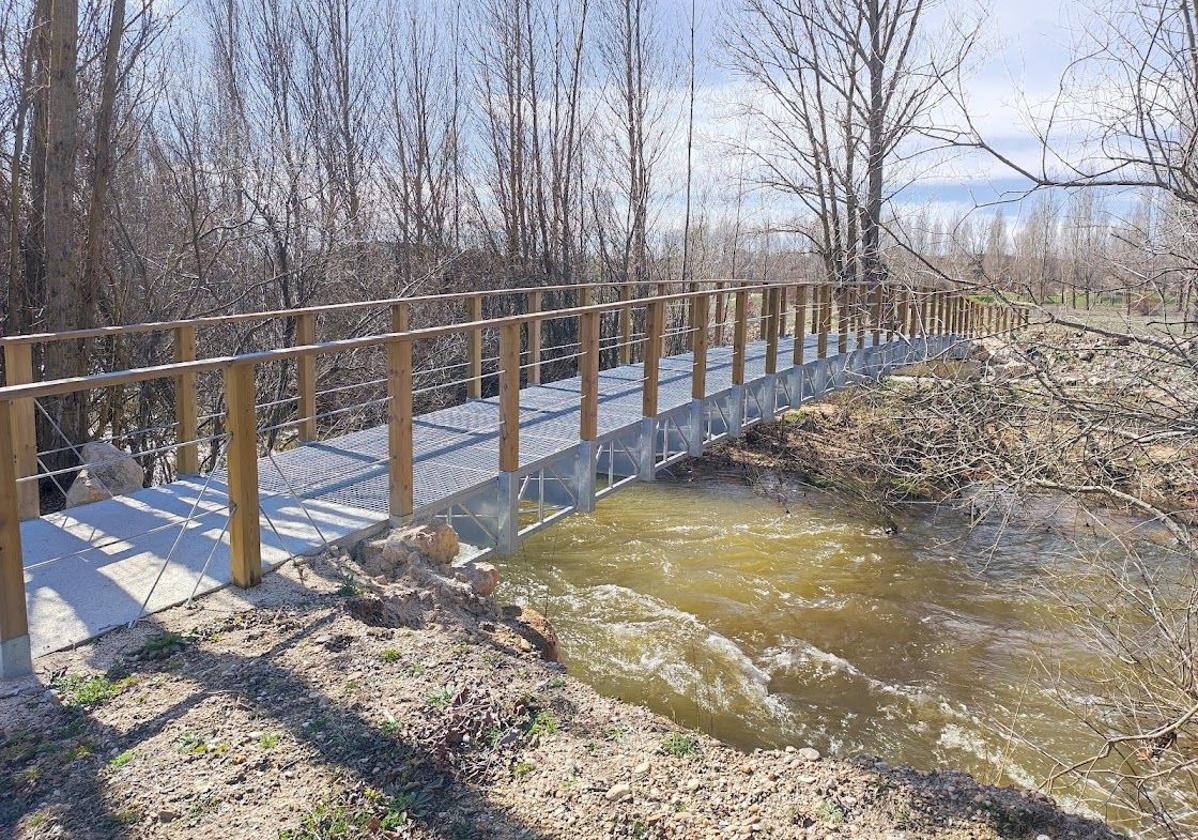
[0,524,1121,839]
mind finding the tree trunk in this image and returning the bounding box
[40,0,83,483]
[79,0,126,333]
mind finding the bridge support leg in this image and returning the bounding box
[495,471,521,556]
[575,441,597,513]
[786,367,805,410]
[762,373,779,418]
[638,417,656,481]
[728,385,744,439]
[687,400,704,457]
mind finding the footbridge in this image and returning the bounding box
[0,280,1018,676]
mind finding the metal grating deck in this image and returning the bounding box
[19,332,890,656]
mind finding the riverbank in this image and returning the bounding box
[1,536,1120,839]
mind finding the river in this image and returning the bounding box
[498,478,1138,825]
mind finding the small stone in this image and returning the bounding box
[605,782,632,801]
[158,809,179,823]
[797,747,821,762]
[633,761,650,778]
[685,778,701,792]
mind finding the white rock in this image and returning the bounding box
[633,761,650,778]
[605,782,632,801]
[64,441,144,508]
[797,746,821,762]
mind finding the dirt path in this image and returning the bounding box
[1,547,1121,839]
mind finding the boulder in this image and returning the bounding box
[64,442,144,508]
[501,605,561,662]
[356,522,460,578]
[454,559,500,598]
[392,523,459,564]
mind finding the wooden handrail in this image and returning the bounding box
[0,283,796,402]
[0,278,771,349]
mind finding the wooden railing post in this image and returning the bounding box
[294,314,317,442]
[3,345,38,518]
[0,398,32,677]
[818,283,830,359]
[580,309,600,441]
[618,282,633,365]
[714,281,727,346]
[779,286,789,337]
[527,291,543,385]
[643,299,664,415]
[765,286,781,374]
[837,285,849,354]
[793,284,807,366]
[498,321,521,473]
[856,285,868,349]
[387,303,413,520]
[173,326,200,474]
[758,288,769,340]
[692,292,709,400]
[872,284,883,346]
[732,289,748,386]
[467,295,483,399]
[224,362,262,589]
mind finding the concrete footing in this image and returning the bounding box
[0,635,32,680]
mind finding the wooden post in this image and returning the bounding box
[498,321,521,473]
[758,288,769,340]
[173,326,200,475]
[580,310,600,440]
[3,345,38,518]
[713,282,727,347]
[856,286,868,349]
[643,299,664,416]
[618,282,633,365]
[692,292,709,400]
[0,398,30,673]
[793,284,807,366]
[817,283,830,359]
[527,290,543,384]
[294,314,317,442]
[778,286,789,337]
[387,303,413,519]
[224,362,262,589]
[872,284,883,346]
[732,289,748,386]
[837,286,849,354]
[765,287,780,374]
[467,295,483,399]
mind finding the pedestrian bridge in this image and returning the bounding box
[0,281,1004,676]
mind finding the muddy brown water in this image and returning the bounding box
[498,479,1149,825]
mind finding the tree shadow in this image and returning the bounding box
[2,571,557,840]
[842,754,1125,840]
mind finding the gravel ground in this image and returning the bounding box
[0,546,1123,840]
